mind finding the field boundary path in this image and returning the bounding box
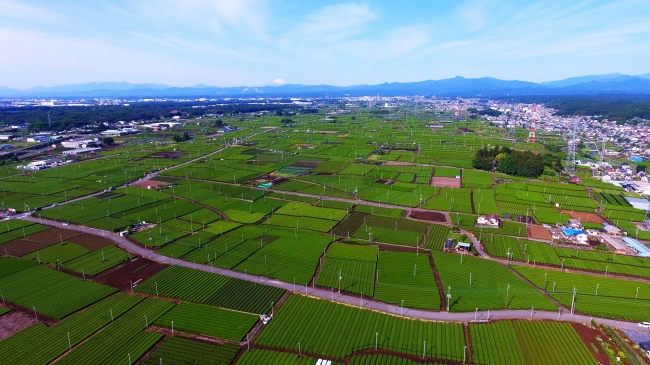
[20,216,644,331]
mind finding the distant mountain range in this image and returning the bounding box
[2,73,650,99]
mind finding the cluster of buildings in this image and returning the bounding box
[99,127,141,137]
[16,158,73,170]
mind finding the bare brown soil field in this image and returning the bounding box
[430,177,461,188]
[147,151,186,159]
[528,225,552,240]
[561,210,605,224]
[3,228,83,256]
[408,210,447,223]
[571,322,611,365]
[66,234,113,251]
[94,258,168,291]
[0,310,35,341]
[131,180,169,189]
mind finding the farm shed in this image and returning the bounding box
[622,237,650,257]
[456,242,471,252]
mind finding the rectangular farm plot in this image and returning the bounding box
[423,224,450,250]
[434,167,460,178]
[462,170,493,189]
[352,215,428,246]
[66,233,113,250]
[432,251,556,312]
[154,302,258,341]
[328,243,378,261]
[0,265,118,319]
[255,295,466,360]
[354,204,405,218]
[140,337,239,365]
[0,257,38,278]
[56,298,173,365]
[234,234,332,284]
[478,234,524,261]
[183,236,243,265]
[423,188,473,214]
[0,293,144,365]
[275,202,348,220]
[265,214,338,232]
[24,242,90,265]
[2,227,82,256]
[62,244,131,276]
[513,265,650,321]
[339,163,375,176]
[135,266,231,303]
[470,321,598,365]
[156,231,216,258]
[0,222,51,244]
[130,227,187,248]
[317,243,378,295]
[520,240,561,266]
[375,251,441,310]
[135,266,286,314]
[210,238,274,269]
[473,189,501,216]
[204,279,286,314]
[332,211,370,237]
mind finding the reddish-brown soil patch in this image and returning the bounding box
[93,258,168,291]
[0,310,36,341]
[66,234,113,251]
[147,151,186,159]
[293,161,321,168]
[130,180,169,189]
[3,228,83,256]
[528,225,552,240]
[383,161,413,166]
[571,322,611,365]
[408,210,448,223]
[561,210,605,224]
[272,177,291,185]
[430,177,461,188]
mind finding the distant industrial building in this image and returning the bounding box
[60,139,100,149]
[62,147,101,156]
[100,128,141,137]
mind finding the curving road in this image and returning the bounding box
[21,215,644,332]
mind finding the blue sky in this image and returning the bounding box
[1,0,650,89]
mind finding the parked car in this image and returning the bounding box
[638,322,650,328]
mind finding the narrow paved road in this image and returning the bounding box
[22,216,644,332]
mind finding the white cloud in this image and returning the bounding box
[131,0,269,37]
[0,26,252,88]
[286,3,378,43]
[0,0,52,21]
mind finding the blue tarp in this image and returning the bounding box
[561,228,586,236]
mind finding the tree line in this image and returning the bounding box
[0,102,307,132]
[472,146,546,177]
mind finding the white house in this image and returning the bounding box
[477,214,500,227]
[575,232,589,244]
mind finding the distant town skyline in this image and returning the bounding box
[1,0,650,89]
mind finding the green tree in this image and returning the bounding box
[101,137,114,145]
